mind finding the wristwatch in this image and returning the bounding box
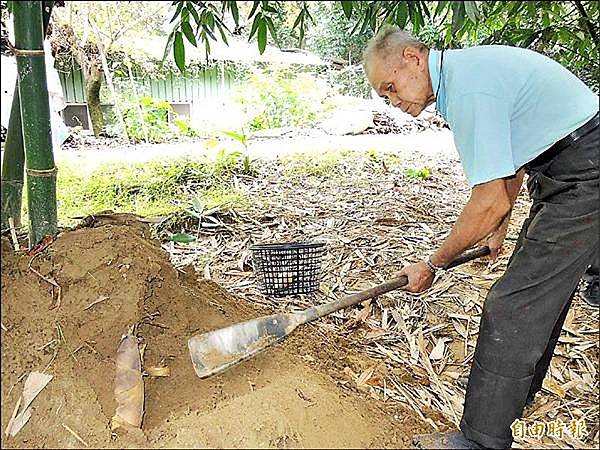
[425,255,444,274]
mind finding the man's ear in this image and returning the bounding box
[402,46,424,67]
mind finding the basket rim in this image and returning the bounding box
[250,241,326,251]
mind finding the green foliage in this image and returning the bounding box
[221,129,252,174]
[174,116,198,137]
[206,135,254,176]
[122,96,173,142]
[121,96,199,143]
[234,67,334,131]
[305,2,372,64]
[168,1,599,90]
[404,167,431,179]
[168,232,197,243]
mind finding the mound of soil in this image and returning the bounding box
[1,216,430,448]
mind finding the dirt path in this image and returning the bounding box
[1,215,430,448]
[53,129,456,172]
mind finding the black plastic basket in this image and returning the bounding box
[251,242,326,296]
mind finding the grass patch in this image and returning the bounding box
[281,150,352,179]
[281,149,403,180]
[366,149,402,167]
[40,157,250,226]
[403,167,431,179]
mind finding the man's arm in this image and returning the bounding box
[431,178,512,267]
[399,178,512,293]
[505,168,526,206]
[484,168,526,260]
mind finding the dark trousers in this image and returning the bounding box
[460,122,600,449]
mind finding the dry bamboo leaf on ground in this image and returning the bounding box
[543,378,566,399]
[429,337,451,361]
[111,334,144,430]
[6,371,53,437]
[145,366,171,377]
[355,366,376,388]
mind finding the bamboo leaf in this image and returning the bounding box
[420,1,431,18]
[298,15,305,44]
[169,0,184,23]
[451,1,465,32]
[187,3,201,26]
[257,19,267,54]
[181,22,197,46]
[434,1,448,17]
[396,2,409,28]
[408,2,422,33]
[304,5,315,25]
[248,0,260,18]
[369,8,377,31]
[249,14,261,39]
[265,16,277,40]
[341,0,353,18]
[221,130,244,141]
[203,25,216,42]
[173,31,185,72]
[168,233,196,243]
[230,1,239,26]
[292,9,304,30]
[162,31,175,63]
[464,1,480,23]
[263,4,278,14]
[216,21,229,45]
[206,11,215,29]
[191,193,204,213]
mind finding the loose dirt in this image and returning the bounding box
[1,215,431,448]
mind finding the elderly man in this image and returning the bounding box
[363,28,599,449]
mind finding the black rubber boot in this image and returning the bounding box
[413,431,483,449]
[580,274,599,307]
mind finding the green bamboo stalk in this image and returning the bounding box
[1,87,25,231]
[14,0,57,245]
[1,1,55,233]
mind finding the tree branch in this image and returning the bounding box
[572,0,599,48]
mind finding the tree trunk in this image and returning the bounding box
[14,0,57,246]
[1,87,25,230]
[1,1,54,232]
[84,63,104,137]
[90,18,129,142]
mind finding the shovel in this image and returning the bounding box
[188,246,490,378]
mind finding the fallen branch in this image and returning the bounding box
[83,295,109,311]
[28,254,62,309]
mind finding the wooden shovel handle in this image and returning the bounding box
[444,245,490,269]
[299,246,490,325]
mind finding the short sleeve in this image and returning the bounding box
[447,93,516,187]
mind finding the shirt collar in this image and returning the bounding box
[428,49,447,119]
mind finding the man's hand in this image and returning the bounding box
[486,221,508,262]
[397,262,434,293]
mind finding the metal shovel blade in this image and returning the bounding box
[188,312,301,378]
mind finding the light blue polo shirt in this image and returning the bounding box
[428,46,599,187]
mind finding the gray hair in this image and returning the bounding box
[363,27,427,74]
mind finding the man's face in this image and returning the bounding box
[367,47,433,117]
